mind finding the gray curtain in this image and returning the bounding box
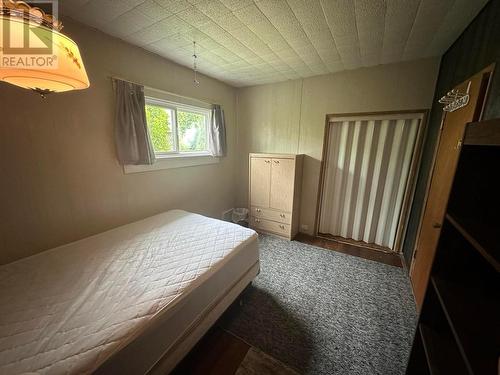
[208,104,227,157]
[113,79,155,165]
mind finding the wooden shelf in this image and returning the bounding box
[407,120,500,375]
[431,277,500,375]
[463,118,500,146]
[407,329,431,375]
[445,213,500,272]
[418,325,437,375]
[418,320,470,375]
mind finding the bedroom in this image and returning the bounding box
[0,0,499,374]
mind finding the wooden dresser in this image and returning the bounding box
[248,153,303,240]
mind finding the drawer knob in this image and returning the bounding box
[274,160,280,164]
[265,160,270,163]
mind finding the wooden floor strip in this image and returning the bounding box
[295,233,403,267]
[171,327,250,375]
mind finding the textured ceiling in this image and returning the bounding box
[61,0,489,87]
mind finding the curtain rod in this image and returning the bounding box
[109,75,217,106]
[328,112,425,123]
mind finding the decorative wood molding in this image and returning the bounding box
[0,0,63,30]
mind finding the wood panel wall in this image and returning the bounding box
[236,58,440,236]
[402,0,500,266]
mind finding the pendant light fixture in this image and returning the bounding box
[0,0,90,96]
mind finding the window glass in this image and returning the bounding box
[145,97,210,156]
[177,110,207,152]
[145,104,174,153]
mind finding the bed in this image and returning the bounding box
[0,210,259,374]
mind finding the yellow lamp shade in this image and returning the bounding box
[0,15,89,94]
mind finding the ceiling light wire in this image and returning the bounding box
[193,41,199,86]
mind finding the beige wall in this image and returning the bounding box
[0,17,440,265]
[0,19,238,264]
[236,58,440,235]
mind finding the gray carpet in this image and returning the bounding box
[220,235,417,375]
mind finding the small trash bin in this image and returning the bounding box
[232,208,249,226]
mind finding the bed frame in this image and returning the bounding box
[94,261,260,375]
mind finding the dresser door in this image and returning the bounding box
[270,158,295,212]
[250,157,271,207]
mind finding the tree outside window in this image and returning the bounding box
[145,99,209,155]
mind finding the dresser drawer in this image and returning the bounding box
[250,217,291,237]
[251,206,291,224]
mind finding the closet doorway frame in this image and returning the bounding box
[314,109,429,253]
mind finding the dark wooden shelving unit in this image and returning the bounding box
[445,214,500,272]
[406,119,500,375]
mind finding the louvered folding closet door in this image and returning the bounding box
[319,115,421,251]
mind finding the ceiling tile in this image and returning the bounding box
[136,0,172,22]
[218,0,253,11]
[101,8,156,38]
[425,0,489,57]
[233,4,268,25]
[194,0,232,18]
[321,0,361,67]
[255,0,292,17]
[177,6,212,27]
[62,0,490,87]
[154,0,192,14]
[355,0,386,65]
[403,0,455,60]
[246,19,279,37]
[198,21,228,39]
[292,3,330,36]
[125,18,171,45]
[213,12,244,31]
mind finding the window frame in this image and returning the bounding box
[145,96,211,158]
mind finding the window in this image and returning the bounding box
[145,97,210,157]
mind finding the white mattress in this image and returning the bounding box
[0,210,258,374]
